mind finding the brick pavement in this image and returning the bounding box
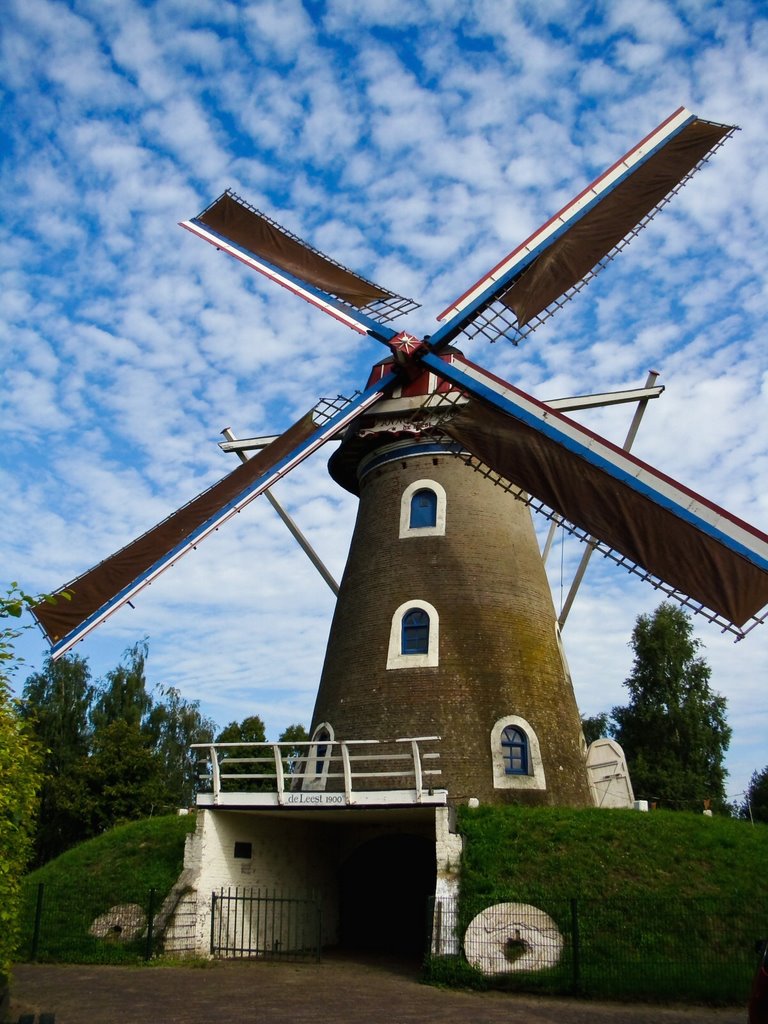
[9,957,748,1024]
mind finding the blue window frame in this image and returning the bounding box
[409,488,437,529]
[401,608,430,654]
[502,726,529,775]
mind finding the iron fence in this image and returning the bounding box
[210,888,321,962]
[426,894,767,1003]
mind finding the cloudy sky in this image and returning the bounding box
[2,0,767,802]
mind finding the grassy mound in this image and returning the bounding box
[459,804,766,897]
[19,814,196,963]
[428,805,768,1002]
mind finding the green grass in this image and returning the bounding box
[458,804,766,898]
[425,806,768,1003]
[18,814,196,964]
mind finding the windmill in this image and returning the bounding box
[33,107,768,807]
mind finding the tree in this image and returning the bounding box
[90,640,152,733]
[612,602,731,810]
[0,585,44,989]
[216,715,270,789]
[57,719,165,835]
[581,712,611,746]
[278,722,310,778]
[22,639,220,859]
[741,765,768,824]
[146,685,215,809]
[22,653,93,863]
[216,715,267,744]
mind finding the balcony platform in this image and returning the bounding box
[193,735,446,811]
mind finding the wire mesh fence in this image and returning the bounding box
[426,894,767,1002]
[17,882,168,964]
[15,882,321,965]
[15,879,765,1004]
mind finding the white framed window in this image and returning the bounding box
[490,715,546,791]
[387,599,440,669]
[399,479,447,538]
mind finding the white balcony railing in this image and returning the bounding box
[192,736,446,808]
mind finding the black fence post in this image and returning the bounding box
[30,882,45,962]
[570,897,581,995]
[144,888,157,961]
[210,891,217,956]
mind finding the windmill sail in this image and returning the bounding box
[432,108,736,348]
[181,190,419,335]
[422,352,768,633]
[33,381,394,658]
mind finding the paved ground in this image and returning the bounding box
[9,956,748,1024]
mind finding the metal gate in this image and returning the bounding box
[210,888,321,961]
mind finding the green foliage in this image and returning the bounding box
[612,603,731,810]
[22,642,215,865]
[278,722,310,778]
[0,585,46,984]
[0,689,41,980]
[57,720,166,836]
[216,715,270,789]
[580,712,611,745]
[90,640,152,733]
[742,765,768,823]
[22,654,93,864]
[146,685,215,809]
[278,723,309,748]
[216,715,266,743]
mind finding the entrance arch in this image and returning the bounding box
[338,834,436,955]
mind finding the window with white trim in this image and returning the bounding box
[387,599,440,669]
[399,479,446,538]
[490,715,546,791]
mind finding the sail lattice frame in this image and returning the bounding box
[452,123,737,346]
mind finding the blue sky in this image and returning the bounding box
[2,0,767,800]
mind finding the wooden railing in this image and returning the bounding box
[192,736,445,807]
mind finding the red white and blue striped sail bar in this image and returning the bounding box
[429,107,735,348]
[181,217,385,337]
[422,351,768,633]
[179,190,416,341]
[34,377,396,658]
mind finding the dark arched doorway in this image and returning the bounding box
[338,834,436,955]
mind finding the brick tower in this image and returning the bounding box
[309,350,593,807]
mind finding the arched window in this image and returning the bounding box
[301,722,334,792]
[399,479,447,538]
[401,608,430,655]
[387,599,439,669]
[409,488,437,529]
[501,726,529,775]
[490,715,546,791]
[314,727,330,774]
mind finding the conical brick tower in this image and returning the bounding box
[309,350,593,807]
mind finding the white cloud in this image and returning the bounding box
[2,0,767,801]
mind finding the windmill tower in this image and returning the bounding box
[310,349,591,805]
[33,107,768,815]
